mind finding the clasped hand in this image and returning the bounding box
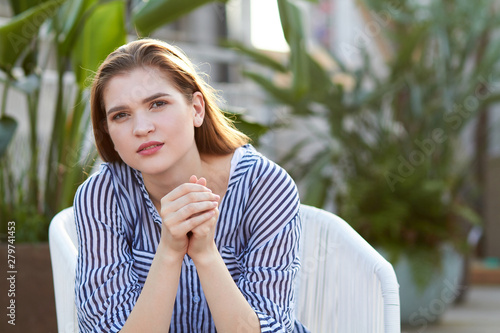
[160,175,220,261]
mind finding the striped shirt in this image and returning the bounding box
[74,145,309,332]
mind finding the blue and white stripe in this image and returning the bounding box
[74,144,309,332]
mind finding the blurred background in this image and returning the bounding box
[0,0,499,332]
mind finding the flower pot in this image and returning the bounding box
[387,244,465,329]
[0,242,57,332]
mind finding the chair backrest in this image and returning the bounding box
[49,205,400,333]
[296,205,400,332]
[48,207,79,333]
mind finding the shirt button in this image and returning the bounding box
[193,295,201,303]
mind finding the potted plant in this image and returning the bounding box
[227,0,500,326]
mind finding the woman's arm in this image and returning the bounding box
[233,215,302,332]
[119,243,183,332]
[226,158,302,332]
[75,171,146,332]
[192,245,261,333]
[121,181,220,332]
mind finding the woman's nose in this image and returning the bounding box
[132,115,155,136]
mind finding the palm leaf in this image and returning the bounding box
[277,0,309,97]
[7,0,51,15]
[71,0,126,88]
[133,0,228,36]
[222,40,288,73]
[224,109,270,146]
[0,0,65,74]
[242,71,295,105]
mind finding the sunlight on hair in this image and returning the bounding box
[250,0,289,52]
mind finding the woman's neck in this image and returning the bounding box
[198,152,233,198]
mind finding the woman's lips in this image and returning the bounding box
[137,141,164,155]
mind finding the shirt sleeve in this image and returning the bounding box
[237,159,302,332]
[74,168,140,333]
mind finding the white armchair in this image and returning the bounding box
[49,205,400,333]
[48,207,79,333]
[296,205,400,332]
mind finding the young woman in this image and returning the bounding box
[74,38,308,332]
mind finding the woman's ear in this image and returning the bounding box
[192,91,205,128]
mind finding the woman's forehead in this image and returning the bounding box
[103,67,179,105]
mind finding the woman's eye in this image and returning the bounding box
[112,112,127,120]
[151,100,167,109]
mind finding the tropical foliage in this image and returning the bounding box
[227,0,500,284]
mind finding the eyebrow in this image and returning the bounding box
[106,93,172,116]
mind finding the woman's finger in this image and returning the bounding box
[190,205,218,234]
[170,207,217,236]
[162,199,218,227]
[196,177,207,187]
[176,200,218,221]
[162,182,212,203]
[162,191,219,215]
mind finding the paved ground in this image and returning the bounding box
[402,285,500,333]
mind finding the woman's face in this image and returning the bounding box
[103,66,204,176]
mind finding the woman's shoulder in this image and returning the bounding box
[73,162,139,239]
[237,144,294,184]
[73,161,142,232]
[232,145,299,211]
[75,161,136,200]
[234,145,301,245]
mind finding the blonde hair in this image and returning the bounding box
[90,38,249,162]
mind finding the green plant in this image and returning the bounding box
[227,0,500,286]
